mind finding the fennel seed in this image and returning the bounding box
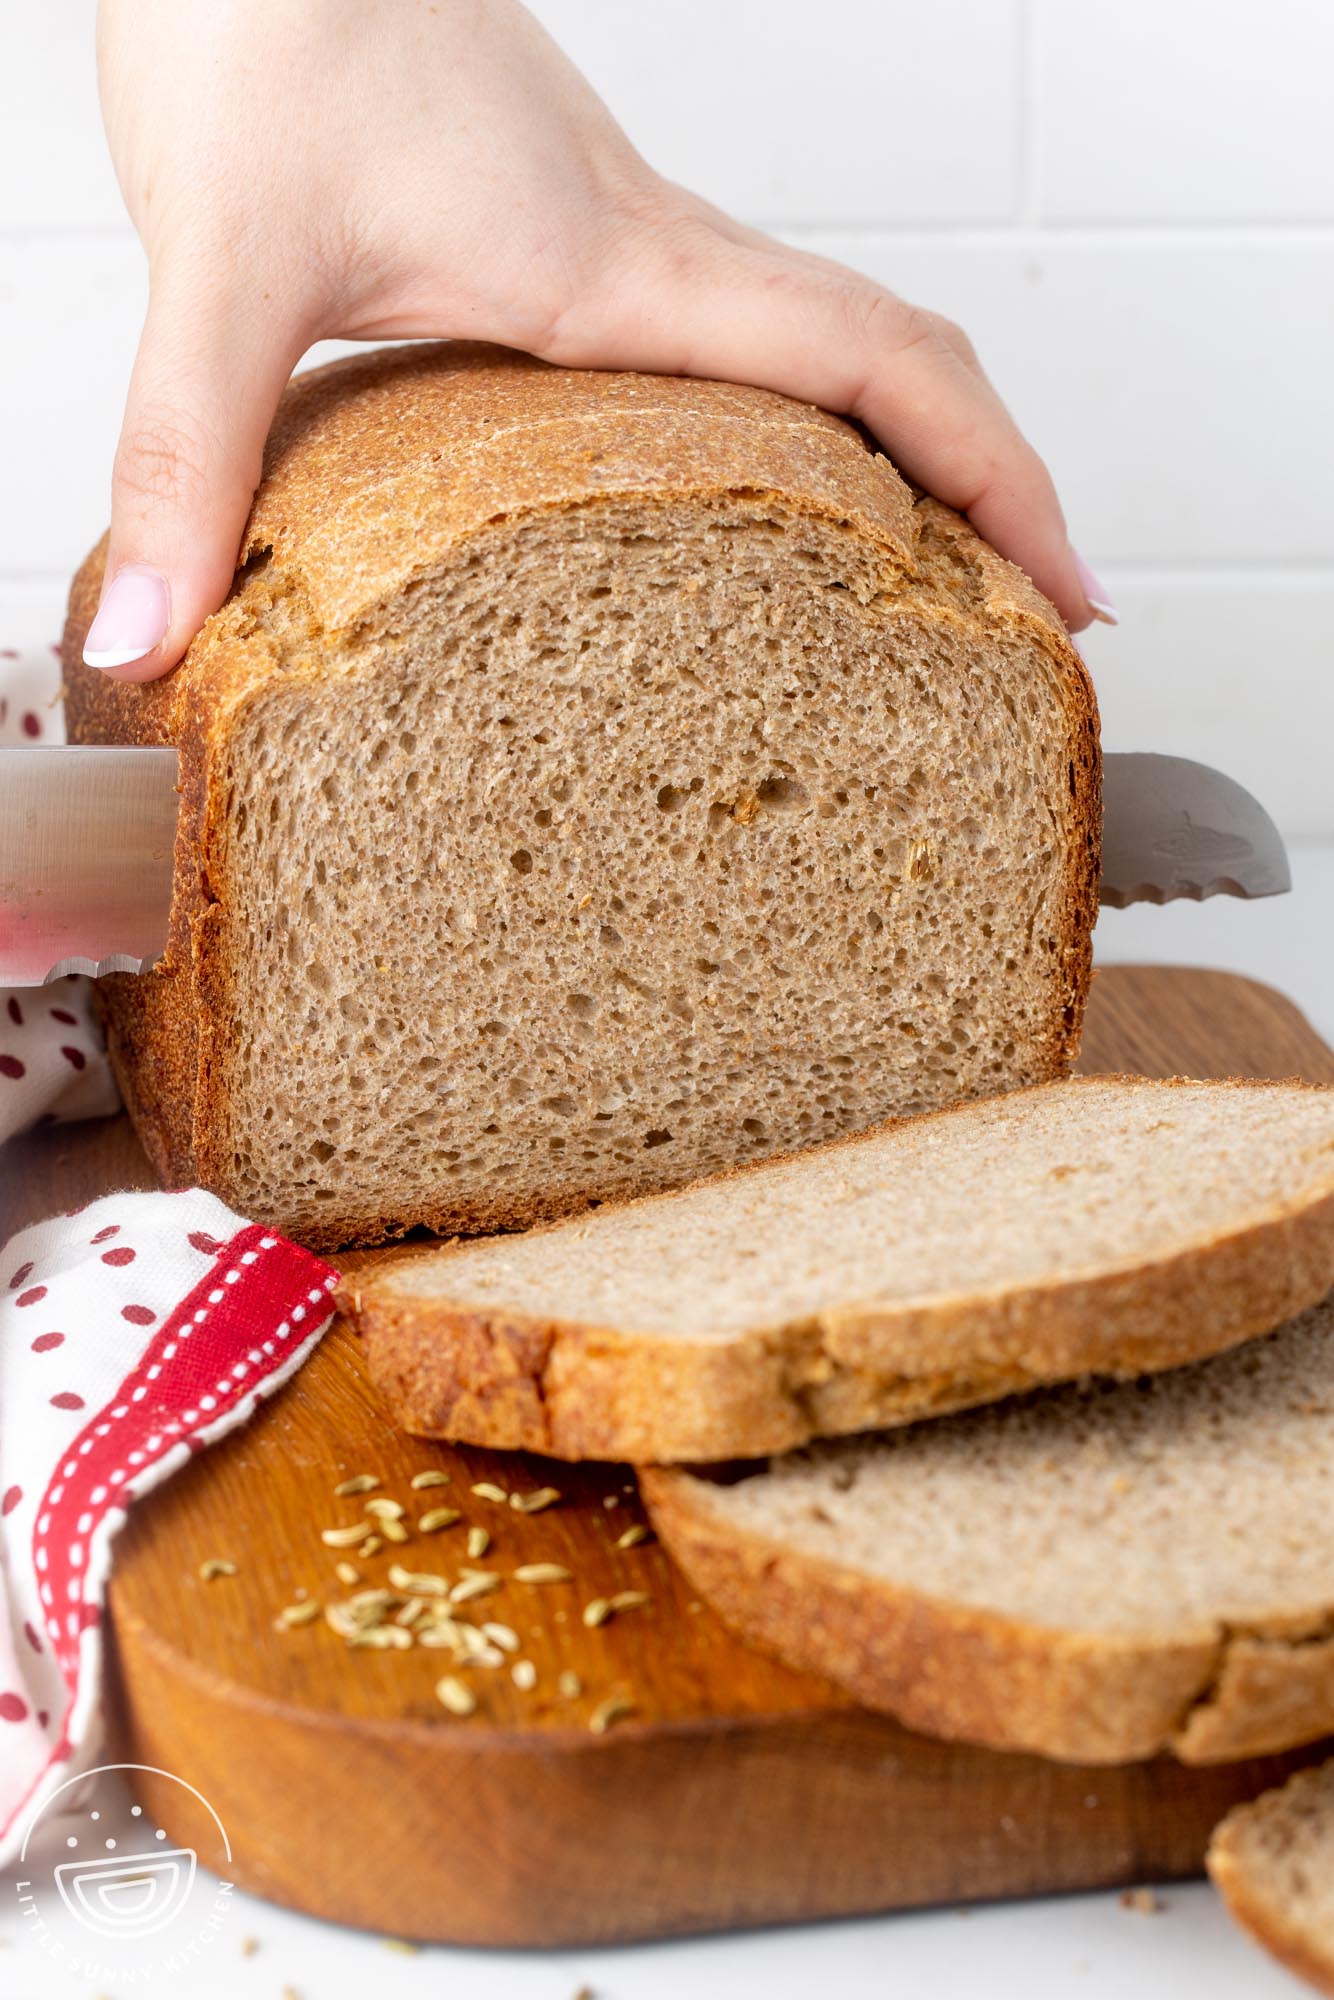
[435,1675,477,1716]
[589,1694,636,1734]
[514,1562,572,1585]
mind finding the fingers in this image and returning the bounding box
[564,224,1111,632]
[85,273,305,681]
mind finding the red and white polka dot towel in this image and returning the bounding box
[1,642,341,1865]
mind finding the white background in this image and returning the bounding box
[1,3,1331,1995]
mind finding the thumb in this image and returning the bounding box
[84,278,301,681]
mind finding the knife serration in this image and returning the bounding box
[0,747,180,985]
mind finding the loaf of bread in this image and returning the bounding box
[1210,1761,1334,1995]
[63,341,1098,1250]
[643,1291,1334,1764]
[345,1075,1334,1461]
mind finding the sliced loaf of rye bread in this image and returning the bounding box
[343,1075,1334,1462]
[63,341,1098,1251]
[1209,1762,1334,1995]
[642,1294,1334,1765]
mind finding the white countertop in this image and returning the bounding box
[2,591,1328,1999]
[0,1851,1307,2000]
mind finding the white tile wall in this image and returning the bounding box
[1033,0,1334,223]
[530,0,1024,224]
[3,1,1331,838]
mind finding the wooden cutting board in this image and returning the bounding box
[4,965,1332,1948]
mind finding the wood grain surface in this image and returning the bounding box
[3,965,1332,1947]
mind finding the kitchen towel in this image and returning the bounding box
[0,640,341,1867]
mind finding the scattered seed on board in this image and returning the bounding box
[481,1621,520,1653]
[615,1524,652,1550]
[388,1565,450,1597]
[603,1495,619,1509]
[609,1590,650,1614]
[380,1518,411,1545]
[589,1695,636,1735]
[275,1600,322,1630]
[514,1563,572,1585]
[582,1598,612,1629]
[450,1573,501,1605]
[334,1562,361,1587]
[512,1659,538,1691]
[359,1534,383,1558]
[321,1522,372,1549]
[509,1486,562,1514]
[240,1935,259,1955]
[198,1559,237,1581]
[467,1526,491,1561]
[558,1670,583,1700]
[436,1675,477,1716]
[418,1507,461,1534]
[363,1496,406,1521]
[334,1474,380,1497]
[411,1469,451,1490]
[383,1938,421,1955]
[348,1625,413,1650]
[470,1481,509,1504]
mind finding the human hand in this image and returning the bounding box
[86,0,1114,680]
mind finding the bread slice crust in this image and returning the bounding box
[61,342,1098,1250]
[343,1075,1334,1464]
[1209,1763,1334,1996]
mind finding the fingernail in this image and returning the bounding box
[1070,547,1118,626]
[82,565,171,669]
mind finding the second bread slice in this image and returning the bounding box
[344,1075,1334,1462]
[643,1295,1334,1764]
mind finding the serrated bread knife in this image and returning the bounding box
[0,747,1291,986]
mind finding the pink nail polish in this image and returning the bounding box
[1070,547,1118,626]
[82,566,171,670]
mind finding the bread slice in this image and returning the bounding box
[63,341,1098,1251]
[1209,1762,1334,1995]
[344,1074,1334,1463]
[642,1293,1334,1764]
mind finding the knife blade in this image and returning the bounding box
[0,748,1290,984]
[0,747,179,984]
[1098,752,1291,909]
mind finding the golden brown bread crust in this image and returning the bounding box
[1209,1768,1334,1996]
[641,1455,1334,1766]
[62,341,1099,1245]
[343,1074,1334,1463]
